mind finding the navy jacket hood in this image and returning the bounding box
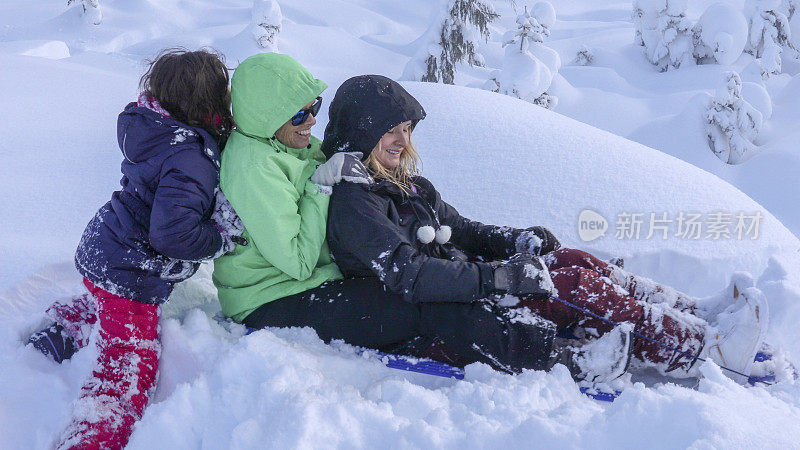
[117,103,220,165]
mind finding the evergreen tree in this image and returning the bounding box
[704,72,763,164]
[744,0,797,76]
[633,0,694,71]
[573,45,594,66]
[403,0,499,84]
[252,0,282,51]
[785,0,800,52]
[67,0,101,25]
[691,3,749,67]
[485,3,560,109]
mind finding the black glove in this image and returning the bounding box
[493,253,554,298]
[515,226,561,256]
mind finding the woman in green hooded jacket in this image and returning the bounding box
[213,53,371,322]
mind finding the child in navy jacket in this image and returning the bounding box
[28,48,243,449]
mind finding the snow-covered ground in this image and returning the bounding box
[2,0,800,448]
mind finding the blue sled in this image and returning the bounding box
[356,350,787,403]
[370,351,466,380]
[364,350,624,402]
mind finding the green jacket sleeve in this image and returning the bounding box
[225,158,331,281]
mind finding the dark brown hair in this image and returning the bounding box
[139,48,233,145]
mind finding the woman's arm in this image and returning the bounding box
[149,149,222,261]
[222,156,330,281]
[328,184,496,303]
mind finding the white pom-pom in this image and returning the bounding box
[434,225,451,244]
[416,225,436,244]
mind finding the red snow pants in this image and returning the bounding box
[57,279,160,450]
[518,248,706,375]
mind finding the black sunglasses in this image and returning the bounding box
[291,97,323,126]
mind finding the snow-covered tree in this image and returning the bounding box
[633,1,756,71]
[787,0,800,49]
[632,0,694,71]
[67,0,101,25]
[704,72,763,164]
[573,45,594,66]
[744,0,797,76]
[485,3,560,109]
[402,0,499,84]
[692,3,749,66]
[252,0,282,51]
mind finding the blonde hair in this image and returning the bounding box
[366,134,422,195]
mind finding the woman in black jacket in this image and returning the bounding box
[310,75,768,385]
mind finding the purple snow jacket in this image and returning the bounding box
[74,102,223,304]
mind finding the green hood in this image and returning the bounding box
[231,53,327,138]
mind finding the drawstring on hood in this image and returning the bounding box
[400,184,451,246]
[416,225,452,245]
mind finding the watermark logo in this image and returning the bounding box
[576,210,763,241]
[578,209,608,242]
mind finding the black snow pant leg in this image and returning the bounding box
[419,300,557,373]
[242,278,422,351]
[243,278,557,374]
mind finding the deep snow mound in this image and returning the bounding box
[403,81,799,294]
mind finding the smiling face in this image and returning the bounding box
[371,121,412,170]
[274,99,317,148]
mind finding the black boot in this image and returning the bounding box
[27,323,79,363]
[552,324,633,383]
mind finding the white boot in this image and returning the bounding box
[562,323,633,383]
[703,279,769,384]
[695,272,757,325]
